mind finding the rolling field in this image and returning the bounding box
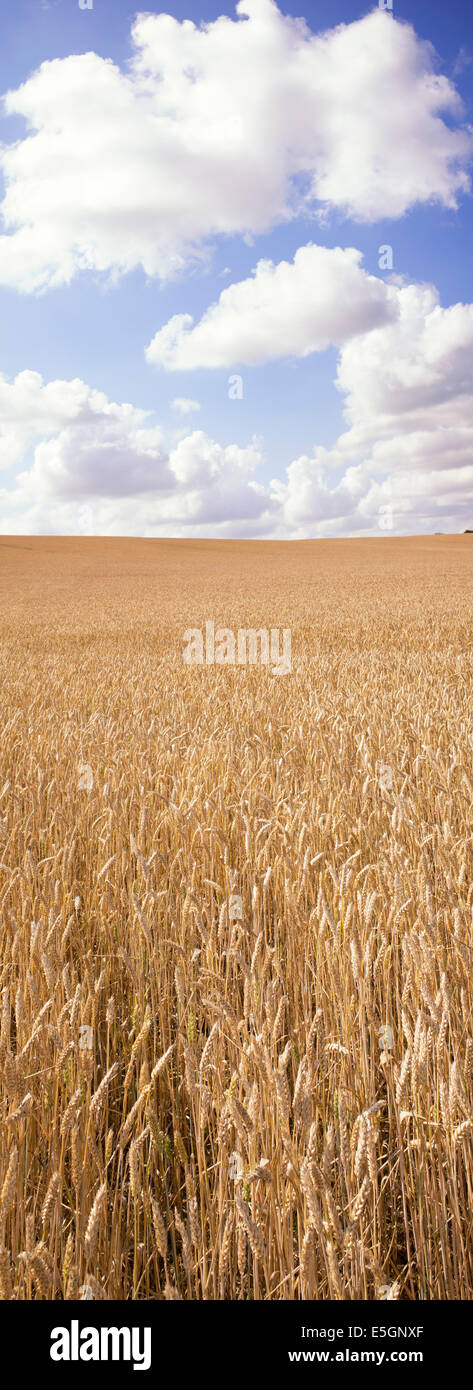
[0,534,473,1300]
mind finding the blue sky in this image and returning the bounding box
[0,0,473,536]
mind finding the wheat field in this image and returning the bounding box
[0,533,472,1301]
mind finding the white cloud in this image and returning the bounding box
[0,369,170,494]
[2,271,473,539]
[274,281,473,533]
[171,396,201,415]
[146,244,397,369]
[0,2,471,292]
[453,46,472,79]
[0,369,272,534]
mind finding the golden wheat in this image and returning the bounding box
[0,533,472,1299]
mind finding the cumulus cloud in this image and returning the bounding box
[0,369,272,534]
[0,370,170,495]
[0,2,471,292]
[171,397,201,415]
[2,271,473,538]
[274,282,473,533]
[146,244,397,369]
